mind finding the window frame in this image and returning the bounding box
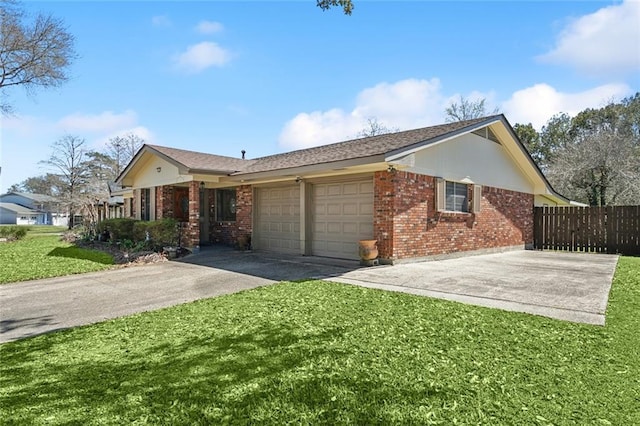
[436,178,482,214]
[141,188,151,221]
[445,181,469,213]
[216,189,237,222]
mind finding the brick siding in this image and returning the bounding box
[156,185,176,219]
[183,180,200,248]
[210,185,252,246]
[374,170,533,261]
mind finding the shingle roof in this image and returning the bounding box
[236,116,497,175]
[134,116,500,178]
[148,145,256,173]
[2,192,59,203]
[0,202,41,214]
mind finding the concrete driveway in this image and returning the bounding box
[332,250,619,325]
[1,248,618,343]
[0,248,356,343]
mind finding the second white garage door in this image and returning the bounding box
[254,185,300,254]
[312,179,374,259]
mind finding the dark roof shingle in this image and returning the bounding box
[144,116,500,176]
[148,145,256,173]
[235,116,498,175]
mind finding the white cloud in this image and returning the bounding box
[1,111,154,192]
[93,126,155,150]
[538,0,640,76]
[172,42,231,74]
[279,78,450,149]
[502,83,631,129]
[151,15,172,28]
[57,110,138,134]
[195,20,224,34]
[279,78,634,149]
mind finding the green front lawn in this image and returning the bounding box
[0,235,114,284]
[1,257,638,424]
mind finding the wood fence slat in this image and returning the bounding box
[606,206,615,254]
[533,205,639,255]
[534,207,542,249]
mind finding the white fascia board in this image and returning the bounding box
[385,118,502,162]
[223,154,386,183]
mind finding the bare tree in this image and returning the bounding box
[547,129,640,206]
[106,133,144,177]
[40,135,88,228]
[445,96,499,122]
[0,1,76,114]
[357,117,399,138]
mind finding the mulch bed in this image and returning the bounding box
[75,240,169,265]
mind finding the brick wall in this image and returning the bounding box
[208,186,252,246]
[374,170,533,261]
[236,185,253,243]
[183,180,200,248]
[156,185,176,219]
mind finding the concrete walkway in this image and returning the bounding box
[1,248,618,343]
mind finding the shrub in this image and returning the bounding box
[97,218,136,242]
[0,226,29,241]
[96,218,178,251]
[133,219,179,250]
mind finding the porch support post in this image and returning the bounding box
[186,180,201,251]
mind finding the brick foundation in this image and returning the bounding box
[374,171,533,261]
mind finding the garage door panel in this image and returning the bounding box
[359,223,374,235]
[255,186,300,254]
[343,222,358,234]
[343,183,358,195]
[360,202,373,215]
[312,179,374,260]
[359,181,374,193]
[327,184,342,196]
[327,222,341,234]
[343,203,358,215]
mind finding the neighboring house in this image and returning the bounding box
[95,182,125,222]
[0,203,46,225]
[0,192,67,226]
[116,115,571,262]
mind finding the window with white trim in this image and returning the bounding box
[446,181,469,212]
[436,178,482,213]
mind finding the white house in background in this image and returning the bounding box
[0,203,46,225]
[0,192,67,226]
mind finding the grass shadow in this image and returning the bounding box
[1,320,451,424]
[47,246,113,265]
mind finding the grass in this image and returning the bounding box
[0,235,114,284]
[1,257,638,425]
[25,225,68,235]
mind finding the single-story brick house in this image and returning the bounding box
[115,115,570,262]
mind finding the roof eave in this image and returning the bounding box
[116,145,190,187]
[225,154,387,182]
[385,116,503,161]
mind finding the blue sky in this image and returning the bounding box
[1,0,639,192]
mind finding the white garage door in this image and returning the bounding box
[312,179,374,260]
[254,185,300,254]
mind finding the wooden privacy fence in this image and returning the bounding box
[534,205,640,255]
